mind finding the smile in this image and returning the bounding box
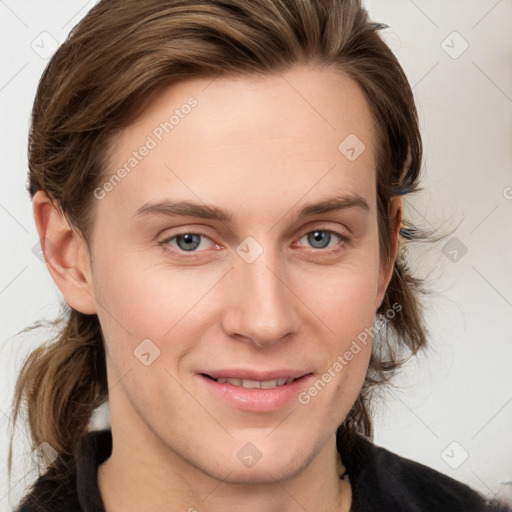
[204,376,297,388]
[199,372,314,412]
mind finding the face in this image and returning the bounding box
[81,64,400,483]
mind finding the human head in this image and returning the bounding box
[11,0,428,481]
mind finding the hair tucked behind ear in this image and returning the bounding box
[10,0,441,499]
[8,307,107,483]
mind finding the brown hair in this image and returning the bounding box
[10,0,433,498]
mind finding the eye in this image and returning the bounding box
[159,227,349,258]
[160,231,215,255]
[296,228,348,253]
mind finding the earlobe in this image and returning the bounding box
[376,196,403,311]
[32,190,97,315]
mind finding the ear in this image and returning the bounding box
[32,190,97,314]
[376,196,402,311]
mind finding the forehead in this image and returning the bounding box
[99,64,378,224]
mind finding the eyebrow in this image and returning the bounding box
[132,193,370,223]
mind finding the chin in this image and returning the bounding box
[233,437,316,483]
[210,455,309,486]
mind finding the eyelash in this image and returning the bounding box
[158,227,350,259]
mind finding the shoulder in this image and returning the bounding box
[14,429,111,512]
[14,463,80,512]
[343,433,510,512]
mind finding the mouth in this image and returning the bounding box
[201,374,305,389]
[198,371,314,411]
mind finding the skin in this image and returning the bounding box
[33,63,402,512]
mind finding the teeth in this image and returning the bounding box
[216,377,295,388]
[217,378,242,386]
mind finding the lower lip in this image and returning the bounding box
[198,374,314,412]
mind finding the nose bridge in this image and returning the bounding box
[223,237,299,346]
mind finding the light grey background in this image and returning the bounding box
[1,0,511,509]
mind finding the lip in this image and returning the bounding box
[197,369,314,412]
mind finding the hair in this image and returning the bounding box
[10,0,435,502]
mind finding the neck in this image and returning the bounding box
[97,420,352,512]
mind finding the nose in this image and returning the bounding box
[221,244,301,348]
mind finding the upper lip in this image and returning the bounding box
[200,368,312,381]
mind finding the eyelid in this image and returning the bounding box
[297,223,350,241]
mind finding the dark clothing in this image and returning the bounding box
[15,428,509,511]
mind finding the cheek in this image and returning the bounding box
[296,259,379,398]
[90,249,167,354]
[90,248,218,358]
[297,258,380,330]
